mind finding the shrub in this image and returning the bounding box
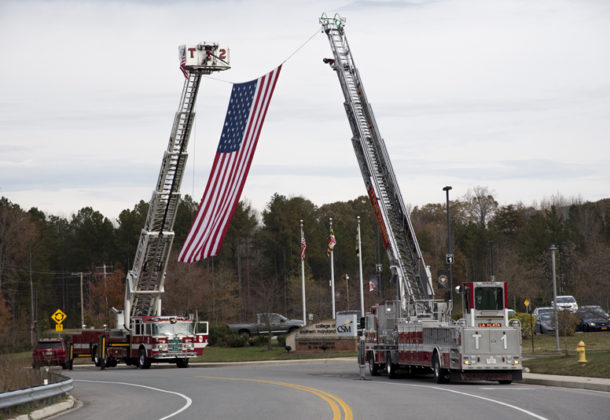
[250,335,268,347]
[207,324,231,347]
[512,313,536,338]
[556,311,579,336]
[225,333,248,347]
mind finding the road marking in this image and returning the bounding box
[198,375,353,420]
[479,387,537,390]
[75,379,191,420]
[384,382,547,420]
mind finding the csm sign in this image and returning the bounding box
[336,312,358,337]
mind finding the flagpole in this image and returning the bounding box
[330,217,336,320]
[358,216,364,317]
[300,219,306,325]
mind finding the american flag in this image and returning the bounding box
[178,65,282,262]
[300,231,307,261]
[327,227,336,256]
[179,46,189,79]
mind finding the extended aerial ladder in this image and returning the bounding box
[320,14,434,315]
[121,44,230,329]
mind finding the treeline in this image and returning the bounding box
[1,189,609,351]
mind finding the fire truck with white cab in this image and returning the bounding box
[69,42,230,369]
[320,14,522,383]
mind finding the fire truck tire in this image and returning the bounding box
[386,352,398,379]
[176,358,189,368]
[368,352,380,376]
[433,353,449,384]
[92,346,101,367]
[138,348,151,369]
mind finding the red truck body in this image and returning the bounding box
[70,315,208,369]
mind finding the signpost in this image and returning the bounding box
[525,299,533,353]
[52,309,67,332]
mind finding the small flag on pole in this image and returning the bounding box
[300,231,307,261]
[179,46,189,79]
[327,227,336,257]
[178,66,282,262]
[356,229,360,257]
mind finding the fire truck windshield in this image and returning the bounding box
[474,287,504,311]
[152,322,193,337]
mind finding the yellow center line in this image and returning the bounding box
[197,375,353,420]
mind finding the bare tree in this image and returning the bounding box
[463,186,498,228]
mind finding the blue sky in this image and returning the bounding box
[1,0,609,219]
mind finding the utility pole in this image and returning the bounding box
[550,245,560,352]
[71,272,88,328]
[29,248,35,346]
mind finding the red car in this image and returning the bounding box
[32,338,71,369]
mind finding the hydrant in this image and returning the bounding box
[576,341,587,366]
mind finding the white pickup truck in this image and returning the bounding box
[226,313,304,336]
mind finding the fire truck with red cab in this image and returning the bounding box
[320,14,522,383]
[69,43,230,369]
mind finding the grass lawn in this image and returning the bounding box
[522,331,610,378]
[194,345,356,363]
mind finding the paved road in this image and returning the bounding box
[60,361,609,420]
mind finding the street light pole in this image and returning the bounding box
[443,186,453,303]
[550,245,561,352]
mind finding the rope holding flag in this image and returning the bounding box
[179,65,282,262]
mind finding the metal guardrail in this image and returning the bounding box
[0,376,73,410]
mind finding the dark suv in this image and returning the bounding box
[32,338,71,369]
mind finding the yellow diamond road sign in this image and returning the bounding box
[524,299,530,307]
[51,309,67,324]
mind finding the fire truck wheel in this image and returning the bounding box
[92,346,101,367]
[176,358,189,368]
[138,348,151,369]
[368,352,380,376]
[386,352,398,379]
[433,353,449,384]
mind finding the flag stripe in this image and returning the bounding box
[178,65,282,262]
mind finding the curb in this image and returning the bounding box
[9,395,77,420]
[520,373,610,393]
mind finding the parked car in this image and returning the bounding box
[226,313,304,336]
[534,312,555,334]
[551,295,578,312]
[580,305,609,319]
[532,307,554,317]
[577,307,610,332]
[32,338,71,369]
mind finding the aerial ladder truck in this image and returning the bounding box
[320,14,522,383]
[69,43,230,369]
